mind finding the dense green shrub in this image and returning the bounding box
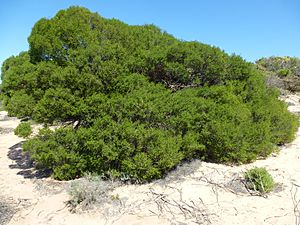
[2,6,299,181]
[244,167,275,193]
[14,122,32,138]
[4,90,35,118]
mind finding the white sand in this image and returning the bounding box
[0,95,300,225]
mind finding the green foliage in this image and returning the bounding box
[278,68,290,77]
[23,119,184,181]
[4,90,35,118]
[23,127,84,180]
[244,167,275,193]
[14,122,32,138]
[2,6,299,181]
[0,100,3,111]
[34,88,78,123]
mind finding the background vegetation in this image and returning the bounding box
[256,56,300,92]
[256,56,300,77]
[1,7,298,181]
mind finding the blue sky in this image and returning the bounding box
[0,0,299,74]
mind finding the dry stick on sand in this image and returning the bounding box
[196,172,244,196]
[291,183,300,225]
[148,188,213,224]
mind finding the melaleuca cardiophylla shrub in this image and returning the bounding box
[3,7,299,181]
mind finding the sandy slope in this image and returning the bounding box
[0,95,300,225]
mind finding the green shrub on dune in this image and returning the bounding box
[244,167,275,193]
[1,7,298,181]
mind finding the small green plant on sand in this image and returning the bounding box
[244,167,275,193]
[14,122,32,138]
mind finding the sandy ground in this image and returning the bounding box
[0,95,300,225]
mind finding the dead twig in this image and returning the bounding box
[197,175,243,196]
[291,184,300,225]
[147,188,213,224]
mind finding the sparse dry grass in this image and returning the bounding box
[0,127,14,135]
[0,199,15,225]
[67,174,121,211]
